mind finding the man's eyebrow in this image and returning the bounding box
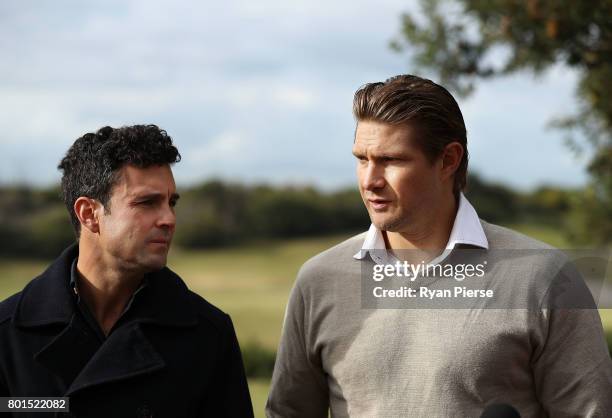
[132,192,161,200]
[132,192,180,201]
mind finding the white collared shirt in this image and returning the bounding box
[353,193,488,265]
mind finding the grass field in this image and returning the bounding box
[0,225,609,418]
[169,234,349,351]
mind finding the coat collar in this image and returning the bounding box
[13,243,199,396]
[13,243,198,329]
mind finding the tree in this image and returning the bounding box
[392,0,612,245]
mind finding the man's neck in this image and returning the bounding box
[75,248,144,336]
[383,195,458,263]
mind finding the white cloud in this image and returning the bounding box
[0,0,588,189]
[272,86,317,109]
[191,131,248,164]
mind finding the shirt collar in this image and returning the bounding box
[353,193,488,263]
[69,256,148,307]
[70,257,78,292]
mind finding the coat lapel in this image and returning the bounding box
[33,314,166,396]
[65,322,165,396]
[34,313,101,387]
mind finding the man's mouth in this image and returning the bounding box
[149,238,170,245]
[367,198,391,210]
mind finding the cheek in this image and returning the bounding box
[355,165,366,185]
[100,213,138,244]
[385,168,412,193]
[388,167,435,201]
[100,220,125,247]
[356,168,369,195]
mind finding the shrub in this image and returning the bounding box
[241,341,276,378]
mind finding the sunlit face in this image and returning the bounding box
[353,121,445,233]
[97,164,179,273]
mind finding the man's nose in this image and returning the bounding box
[361,162,385,190]
[158,204,176,230]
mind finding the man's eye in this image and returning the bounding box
[139,200,154,206]
[170,200,177,208]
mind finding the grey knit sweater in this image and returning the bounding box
[266,221,612,418]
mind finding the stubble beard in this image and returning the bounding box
[370,210,408,233]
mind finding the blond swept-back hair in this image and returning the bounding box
[353,74,469,194]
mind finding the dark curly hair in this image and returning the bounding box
[58,124,181,236]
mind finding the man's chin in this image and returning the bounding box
[141,256,168,272]
[371,217,404,233]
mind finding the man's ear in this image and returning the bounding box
[74,197,102,234]
[440,142,464,182]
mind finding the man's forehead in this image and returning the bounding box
[113,164,176,196]
[354,121,416,151]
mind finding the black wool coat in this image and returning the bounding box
[0,245,254,418]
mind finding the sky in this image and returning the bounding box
[0,0,589,191]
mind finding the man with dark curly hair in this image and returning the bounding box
[0,125,254,417]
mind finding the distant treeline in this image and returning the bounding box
[0,174,575,258]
